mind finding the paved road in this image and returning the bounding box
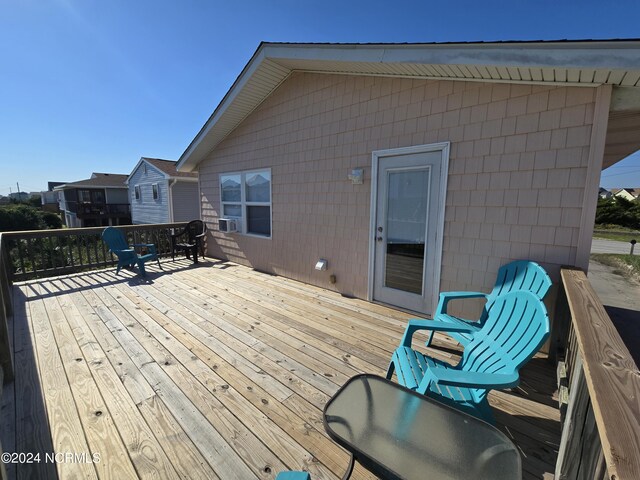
[591,238,636,254]
[588,260,640,365]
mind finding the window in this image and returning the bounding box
[78,190,91,203]
[152,183,159,200]
[92,190,104,204]
[79,189,104,204]
[220,169,271,237]
[134,185,140,200]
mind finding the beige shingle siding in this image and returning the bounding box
[199,72,596,315]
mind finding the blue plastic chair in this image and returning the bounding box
[387,290,549,423]
[102,227,161,277]
[275,472,310,480]
[426,260,551,347]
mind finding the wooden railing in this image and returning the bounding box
[0,234,10,480]
[0,233,14,384]
[1,223,188,281]
[554,267,640,480]
[65,201,131,216]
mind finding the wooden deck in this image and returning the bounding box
[2,258,560,479]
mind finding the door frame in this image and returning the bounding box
[367,142,450,314]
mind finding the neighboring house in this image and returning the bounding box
[8,192,30,202]
[598,187,612,199]
[176,40,640,320]
[41,181,66,213]
[126,157,200,224]
[0,196,9,205]
[54,173,131,228]
[610,188,640,201]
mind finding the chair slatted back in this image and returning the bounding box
[479,261,552,324]
[186,220,205,243]
[102,227,135,260]
[459,291,550,401]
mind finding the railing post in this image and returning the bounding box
[0,235,14,382]
[549,280,571,365]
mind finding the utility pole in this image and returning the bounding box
[16,182,20,199]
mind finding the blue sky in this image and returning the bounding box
[1,0,639,196]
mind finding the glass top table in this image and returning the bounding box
[323,374,521,480]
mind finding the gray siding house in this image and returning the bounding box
[127,158,200,224]
[54,173,131,227]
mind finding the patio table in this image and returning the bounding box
[323,374,521,480]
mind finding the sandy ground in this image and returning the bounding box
[588,260,640,365]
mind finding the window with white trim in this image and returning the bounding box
[152,183,159,200]
[134,185,141,201]
[220,169,271,237]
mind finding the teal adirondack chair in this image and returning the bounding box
[102,227,161,277]
[425,260,551,347]
[387,290,549,423]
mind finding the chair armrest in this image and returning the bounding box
[430,369,520,389]
[133,243,157,255]
[400,319,475,347]
[169,227,188,240]
[436,291,488,315]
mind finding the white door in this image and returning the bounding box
[370,144,448,315]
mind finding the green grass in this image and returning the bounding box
[592,232,640,242]
[592,226,640,242]
[591,253,640,279]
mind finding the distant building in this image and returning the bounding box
[598,187,612,199]
[54,173,131,227]
[41,182,67,213]
[610,188,640,201]
[126,158,199,224]
[8,192,30,202]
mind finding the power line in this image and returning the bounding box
[601,169,640,178]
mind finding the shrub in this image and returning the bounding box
[595,196,640,230]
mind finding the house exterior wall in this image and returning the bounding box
[105,188,129,204]
[129,164,170,224]
[613,189,636,201]
[170,181,200,222]
[198,72,598,317]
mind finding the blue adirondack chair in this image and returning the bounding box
[387,290,549,423]
[425,260,551,347]
[102,227,161,277]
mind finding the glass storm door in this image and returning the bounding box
[372,148,446,315]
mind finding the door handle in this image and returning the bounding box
[376,236,383,242]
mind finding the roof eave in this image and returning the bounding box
[176,40,640,172]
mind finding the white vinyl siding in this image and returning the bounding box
[129,163,170,224]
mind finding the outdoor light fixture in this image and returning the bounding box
[315,259,328,271]
[348,168,364,184]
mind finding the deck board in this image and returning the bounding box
[2,258,560,479]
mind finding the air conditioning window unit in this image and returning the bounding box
[218,218,238,233]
